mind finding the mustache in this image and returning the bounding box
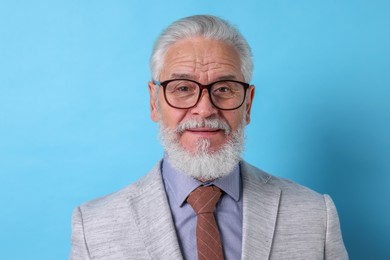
[175,118,231,135]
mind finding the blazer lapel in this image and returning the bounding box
[240,162,281,260]
[128,163,183,260]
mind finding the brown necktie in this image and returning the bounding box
[187,185,224,260]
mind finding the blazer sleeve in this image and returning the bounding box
[324,194,349,260]
[69,207,91,260]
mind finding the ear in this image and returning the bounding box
[148,81,159,122]
[244,85,255,125]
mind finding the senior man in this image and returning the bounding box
[70,15,348,259]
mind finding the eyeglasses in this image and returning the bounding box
[153,79,250,110]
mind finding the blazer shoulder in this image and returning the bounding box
[240,161,348,259]
[70,162,165,259]
[241,160,323,201]
[78,161,162,217]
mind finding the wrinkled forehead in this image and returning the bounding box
[160,37,244,82]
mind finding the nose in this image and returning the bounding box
[190,89,218,117]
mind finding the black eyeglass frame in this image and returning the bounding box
[153,79,250,110]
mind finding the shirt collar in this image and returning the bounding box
[161,156,241,207]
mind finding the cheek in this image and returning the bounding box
[159,106,188,128]
[222,111,245,130]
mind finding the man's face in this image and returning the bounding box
[149,37,255,154]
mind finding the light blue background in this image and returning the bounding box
[1,0,389,259]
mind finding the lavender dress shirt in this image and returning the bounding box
[161,157,243,260]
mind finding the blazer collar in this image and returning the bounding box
[128,162,183,259]
[127,160,281,260]
[240,161,281,260]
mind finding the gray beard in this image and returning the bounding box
[158,117,246,181]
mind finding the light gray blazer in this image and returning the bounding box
[70,161,348,259]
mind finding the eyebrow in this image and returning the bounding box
[170,73,195,80]
[216,75,238,81]
[169,73,238,81]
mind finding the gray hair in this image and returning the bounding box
[150,15,253,82]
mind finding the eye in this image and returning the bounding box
[172,84,196,94]
[176,85,190,92]
[166,80,198,97]
[215,86,233,93]
[213,85,235,96]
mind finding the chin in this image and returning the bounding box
[159,119,246,180]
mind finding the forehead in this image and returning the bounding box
[160,37,243,82]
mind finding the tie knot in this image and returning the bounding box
[187,185,222,214]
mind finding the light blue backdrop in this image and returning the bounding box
[0,0,389,259]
